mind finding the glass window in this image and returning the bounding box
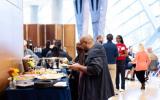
[120,12,149,35]
[149,2,160,17]
[124,23,154,46]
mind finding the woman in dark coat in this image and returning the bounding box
[69,43,85,100]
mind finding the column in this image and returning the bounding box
[51,0,63,24]
[30,5,38,23]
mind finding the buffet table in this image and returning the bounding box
[6,68,71,100]
[6,86,71,100]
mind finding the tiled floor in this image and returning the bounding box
[109,77,160,100]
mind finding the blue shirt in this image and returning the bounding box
[103,41,118,64]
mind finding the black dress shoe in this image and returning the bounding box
[130,78,135,81]
[145,77,149,81]
[125,77,129,80]
[141,83,145,90]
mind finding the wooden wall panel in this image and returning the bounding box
[27,24,38,47]
[23,24,76,57]
[64,24,76,59]
[55,24,63,41]
[23,24,26,40]
[39,24,45,47]
[46,24,55,42]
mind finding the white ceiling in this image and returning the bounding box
[23,0,49,7]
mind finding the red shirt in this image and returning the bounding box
[116,43,127,60]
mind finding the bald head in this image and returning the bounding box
[24,40,27,46]
[24,40,28,50]
[80,35,94,44]
[80,34,94,50]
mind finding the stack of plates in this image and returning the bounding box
[35,73,65,80]
[53,82,67,87]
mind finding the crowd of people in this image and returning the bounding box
[23,39,72,70]
[23,33,159,100]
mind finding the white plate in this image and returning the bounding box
[16,82,34,87]
[53,82,67,87]
[60,64,69,67]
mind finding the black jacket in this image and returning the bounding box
[78,43,114,100]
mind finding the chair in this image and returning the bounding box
[151,63,160,77]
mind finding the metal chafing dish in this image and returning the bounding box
[34,79,56,88]
[40,57,69,69]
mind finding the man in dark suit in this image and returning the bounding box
[69,35,114,100]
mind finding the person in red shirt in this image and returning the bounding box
[116,35,128,92]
